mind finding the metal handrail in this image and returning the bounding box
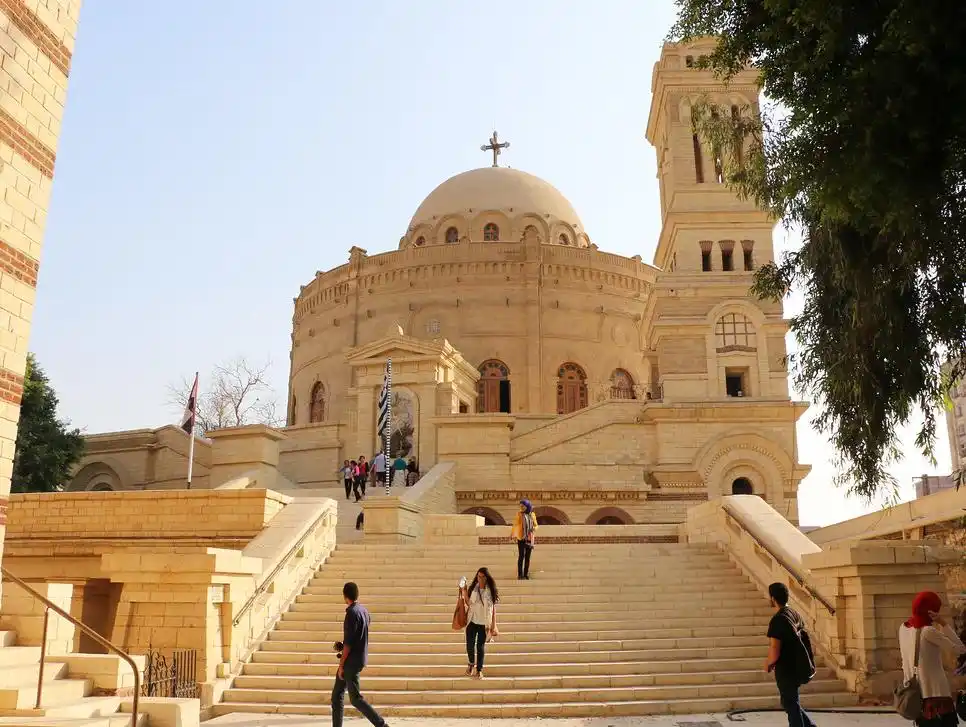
[1,566,140,727]
[721,509,837,615]
[233,507,333,627]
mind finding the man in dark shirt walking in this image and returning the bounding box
[765,582,816,727]
[333,582,388,727]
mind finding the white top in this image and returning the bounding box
[372,452,387,472]
[899,623,966,698]
[467,586,494,628]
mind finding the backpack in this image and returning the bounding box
[783,609,816,685]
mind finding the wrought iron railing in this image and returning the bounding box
[0,566,140,727]
[142,648,198,699]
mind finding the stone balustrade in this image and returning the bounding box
[685,495,961,699]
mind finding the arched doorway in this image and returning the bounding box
[586,507,633,525]
[556,362,588,414]
[731,477,754,495]
[477,360,511,413]
[309,382,326,423]
[534,506,571,525]
[610,369,636,399]
[461,507,506,526]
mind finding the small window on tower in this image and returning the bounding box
[700,241,713,272]
[558,234,570,246]
[445,226,459,243]
[415,236,426,247]
[742,241,754,271]
[721,244,734,272]
[483,223,500,241]
[685,55,695,67]
[725,368,748,398]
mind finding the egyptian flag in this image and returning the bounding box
[180,373,199,434]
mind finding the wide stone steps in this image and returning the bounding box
[0,633,134,724]
[268,624,769,642]
[234,667,836,690]
[214,540,856,718]
[252,646,765,665]
[241,655,772,678]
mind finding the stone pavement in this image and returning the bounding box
[207,709,903,727]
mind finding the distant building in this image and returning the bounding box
[944,361,966,470]
[914,474,956,499]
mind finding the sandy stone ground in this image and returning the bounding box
[207,709,907,727]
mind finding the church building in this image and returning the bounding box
[67,38,809,526]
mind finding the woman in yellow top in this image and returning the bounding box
[511,499,538,580]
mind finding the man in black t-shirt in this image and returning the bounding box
[765,582,816,727]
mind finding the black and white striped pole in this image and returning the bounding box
[384,358,392,495]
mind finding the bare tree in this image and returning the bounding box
[168,357,283,435]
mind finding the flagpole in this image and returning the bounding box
[186,371,198,490]
[186,428,196,490]
[385,358,392,496]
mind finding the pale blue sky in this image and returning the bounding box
[31,1,947,524]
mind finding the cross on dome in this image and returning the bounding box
[480,131,510,168]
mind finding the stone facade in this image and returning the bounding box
[68,38,808,525]
[0,0,82,600]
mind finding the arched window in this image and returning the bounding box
[556,362,588,414]
[309,382,325,423]
[524,224,538,236]
[537,514,563,525]
[610,369,636,399]
[558,234,570,246]
[477,360,511,413]
[715,313,757,352]
[483,223,500,241]
[414,236,426,247]
[445,226,459,243]
[732,477,754,495]
[289,396,297,426]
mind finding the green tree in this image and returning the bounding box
[12,354,84,493]
[669,2,966,498]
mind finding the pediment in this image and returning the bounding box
[346,335,452,366]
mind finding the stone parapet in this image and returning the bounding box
[206,425,287,489]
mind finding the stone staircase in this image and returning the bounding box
[214,540,856,718]
[0,630,144,727]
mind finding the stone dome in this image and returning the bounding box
[401,167,590,249]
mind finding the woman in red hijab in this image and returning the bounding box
[898,591,966,726]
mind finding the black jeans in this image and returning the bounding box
[353,477,365,500]
[517,540,533,578]
[344,479,353,499]
[331,666,386,727]
[778,681,816,727]
[465,622,487,672]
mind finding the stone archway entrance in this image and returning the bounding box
[731,477,754,495]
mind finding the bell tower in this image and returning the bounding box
[645,39,773,275]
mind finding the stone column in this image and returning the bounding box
[0,1,82,602]
[206,425,286,489]
[355,386,376,457]
[804,539,961,697]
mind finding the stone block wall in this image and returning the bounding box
[0,0,82,601]
[5,489,290,543]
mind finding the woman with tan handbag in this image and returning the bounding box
[458,568,500,679]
